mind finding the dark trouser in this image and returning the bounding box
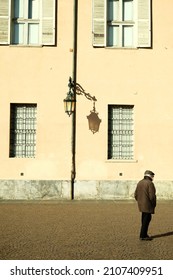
[140,212,152,238]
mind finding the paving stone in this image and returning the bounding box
[0,200,172,260]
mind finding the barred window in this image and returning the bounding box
[108,105,134,160]
[10,104,37,158]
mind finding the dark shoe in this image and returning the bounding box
[140,236,153,241]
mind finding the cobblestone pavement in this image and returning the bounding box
[0,200,172,260]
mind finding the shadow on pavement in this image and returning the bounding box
[152,231,173,239]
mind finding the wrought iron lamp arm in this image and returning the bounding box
[68,77,97,102]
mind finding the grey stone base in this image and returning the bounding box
[0,180,71,200]
[0,180,173,200]
[75,180,173,200]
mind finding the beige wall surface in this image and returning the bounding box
[1,0,173,186]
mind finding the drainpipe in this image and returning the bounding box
[71,0,78,200]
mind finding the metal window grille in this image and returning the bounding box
[10,104,37,158]
[108,105,134,160]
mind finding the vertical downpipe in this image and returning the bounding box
[71,0,78,200]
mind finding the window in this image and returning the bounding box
[10,104,37,158]
[0,0,56,45]
[108,105,134,160]
[93,0,151,48]
[107,0,134,47]
[12,0,40,45]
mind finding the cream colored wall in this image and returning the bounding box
[76,0,173,181]
[0,0,173,182]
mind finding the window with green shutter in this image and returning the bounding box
[0,0,56,46]
[92,0,151,48]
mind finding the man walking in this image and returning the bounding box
[135,170,156,241]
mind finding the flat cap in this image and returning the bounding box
[144,170,155,177]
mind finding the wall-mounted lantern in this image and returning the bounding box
[64,78,76,116]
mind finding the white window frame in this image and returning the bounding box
[92,0,151,48]
[0,0,56,46]
[12,0,41,45]
[107,0,137,48]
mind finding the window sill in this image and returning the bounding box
[9,44,43,48]
[105,47,138,50]
[106,159,138,163]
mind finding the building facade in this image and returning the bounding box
[0,0,173,200]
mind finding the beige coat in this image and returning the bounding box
[134,177,156,214]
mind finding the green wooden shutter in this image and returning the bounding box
[0,0,10,44]
[42,0,55,45]
[92,0,105,47]
[138,0,151,47]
